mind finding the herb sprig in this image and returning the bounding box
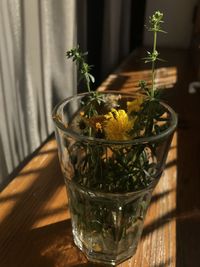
[66,46,105,137]
[66,46,95,92]
[142,11,166,99]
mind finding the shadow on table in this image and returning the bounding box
[25,219,86,267]
[24,220,124,267]
[0,219,80,267]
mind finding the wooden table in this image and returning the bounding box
[0,48,200,267]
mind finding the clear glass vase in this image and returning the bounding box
[52,91,177,265]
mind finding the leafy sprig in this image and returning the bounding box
[142,11,166,99]
[133,11,169,139]
[66,46,95,92]
[66,46,106,137]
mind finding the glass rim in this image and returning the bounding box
[52,91,178,145]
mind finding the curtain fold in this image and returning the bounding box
[0,0,77,185]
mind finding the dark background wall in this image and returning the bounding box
[81,0,147,88]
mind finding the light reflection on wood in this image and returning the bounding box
[98,67,177,92]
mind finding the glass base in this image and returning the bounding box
[73,231,137,266]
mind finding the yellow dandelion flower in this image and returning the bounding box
[127,96,144,114]
[95,122,102,132]
[104,109,134,140]
[80,111,85,117]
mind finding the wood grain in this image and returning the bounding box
[0,48,199,267]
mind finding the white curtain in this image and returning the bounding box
[0,0,77,185]
[0,0,134,185]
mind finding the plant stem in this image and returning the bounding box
[86,79,91,93]
[151,30,157,99]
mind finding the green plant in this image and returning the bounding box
[53,11,177,263]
